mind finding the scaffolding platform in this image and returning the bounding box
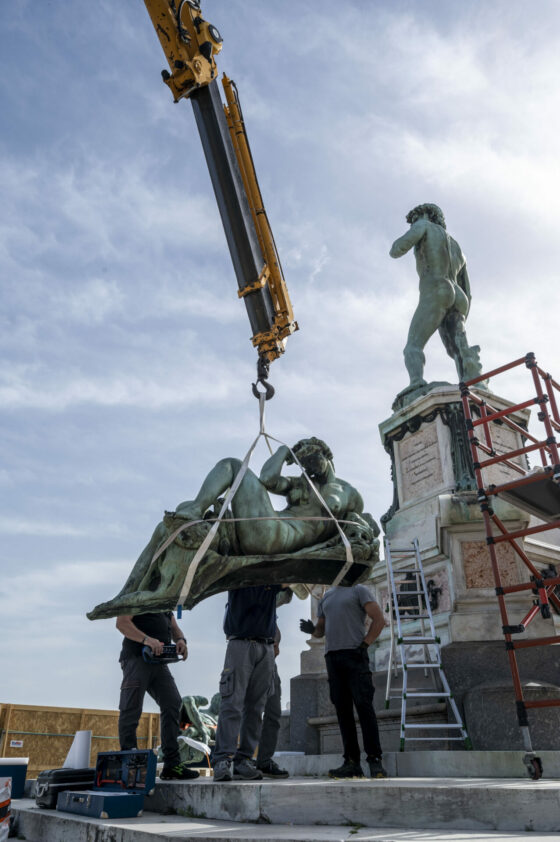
[497,469,560,523]
[460,352,560,779]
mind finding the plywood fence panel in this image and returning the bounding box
[0,703,160,778]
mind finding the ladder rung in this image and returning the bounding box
[403,723,464,730]
[404,737,465,742]
[400,637,437,643]
[405,692,450,698]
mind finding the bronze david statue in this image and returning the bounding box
[390,203,485,397]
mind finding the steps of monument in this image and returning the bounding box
[12,770,560,837]
[12,800,560,842]
[127,775,560,832]
[269,750,560,778]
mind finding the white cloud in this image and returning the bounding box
[0,354,242,410]
[61,278,125,324]
[0,560,131,619]
[0,517,129,539]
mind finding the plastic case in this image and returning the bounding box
[56,749,156,820]
[35,767,95,809]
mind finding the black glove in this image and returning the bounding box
[300,619,315,634]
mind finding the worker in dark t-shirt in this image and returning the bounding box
[213,584,284,782]
[116,612,198,780]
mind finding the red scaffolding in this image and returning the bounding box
[460,353,560,778]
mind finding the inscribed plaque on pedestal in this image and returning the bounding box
[398,422,444,503]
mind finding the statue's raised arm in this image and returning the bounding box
[258,444,293,497]
[389,217,428,259]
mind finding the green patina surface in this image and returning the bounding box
[88,438,380,619]
[390,203,487,408]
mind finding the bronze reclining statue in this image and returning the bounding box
[88,437,379,619]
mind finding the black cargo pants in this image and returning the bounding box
[118,655,181,767]
[325,647,382,763]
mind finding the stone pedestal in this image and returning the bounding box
[441,640,560,749]
[286,384,560,753]
[369,384,560,748]
[288,671,333,754]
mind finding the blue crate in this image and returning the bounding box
[0,758,28,799]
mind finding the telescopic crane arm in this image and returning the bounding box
[142,0,298,366]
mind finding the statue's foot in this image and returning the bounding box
[396,379,427,397]
[88,586,180,620]
[174,501,203,521]
[392,379,453,412]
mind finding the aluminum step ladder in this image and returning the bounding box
[384,537,470,751]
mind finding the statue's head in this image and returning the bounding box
[208,692,221,715]
[290,437,334,478]
[406,203,446,229]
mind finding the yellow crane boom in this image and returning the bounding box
[142,0,298,365]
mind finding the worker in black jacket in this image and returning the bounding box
[116,611,198,780]
[213,584,283,782]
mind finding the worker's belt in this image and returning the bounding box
[228,636,274,644]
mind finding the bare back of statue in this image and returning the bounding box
[390,203,485,402]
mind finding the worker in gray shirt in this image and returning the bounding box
[300,584,386,779]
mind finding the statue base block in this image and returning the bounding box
[442,641,560,750]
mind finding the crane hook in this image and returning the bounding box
[252,357,275,400]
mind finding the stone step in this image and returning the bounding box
[11,800,560,842]
[12,752,560,838]
[276,750,560,778]
[144,775,560,832]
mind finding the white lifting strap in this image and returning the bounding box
[149,393,355,607]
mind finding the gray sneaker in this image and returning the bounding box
[213,758,233,782]
[233,758,263,780]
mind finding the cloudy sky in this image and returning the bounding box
[2,0,560,716]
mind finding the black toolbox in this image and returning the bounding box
[35,767,95,809]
